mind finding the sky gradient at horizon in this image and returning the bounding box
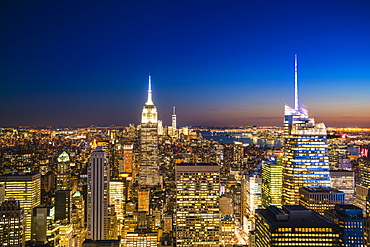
[1,0,370,127]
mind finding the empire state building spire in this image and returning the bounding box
[145,74,154,105]
[141,74,158,124]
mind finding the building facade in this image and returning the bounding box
[0,172,41,241]
[282,55,331,205]
[87,147,110,240]
[299,187,345,214]
[175,163,220,246]
[255,205,342,247]
[262,158,282,208]
[324,204,364,247]
[139,74,160,186]
[0,200,25,247]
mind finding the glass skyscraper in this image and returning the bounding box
[282,55,331,205]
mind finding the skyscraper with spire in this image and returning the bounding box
[171,106,177,137]
[139,74,160,186]
[282,54,331,205]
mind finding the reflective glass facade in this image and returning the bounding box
[282,105,331,205]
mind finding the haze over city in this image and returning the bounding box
[1,0,370,127]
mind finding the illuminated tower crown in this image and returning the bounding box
[141,74,158,124]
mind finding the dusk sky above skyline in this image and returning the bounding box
[1,0,370,127]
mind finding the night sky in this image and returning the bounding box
[1,0,370,127]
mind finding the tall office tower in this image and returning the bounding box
[55,190,72,222]
[255,205,342,247]
[139,74,160,186]
[171,106,177,137]
[175,163,220,247]
[138,188,150,212]
[354,157,370,211]
[327,136,349,170]
[109,180,125,224]
[219,196,236,246]
[56,151,71,190]
[282,54,331,205]
[72,191,87,247]
[324,204,364,247]
[261,158,282,208]
[123,144,134,174]
[87,147,110,240]
[244,166,262,233]
[59,223,74,246]
[0,200,25,247]
[299,187,345,214]
[0,172,41,241]
[32,206,59,245]
[330,170,355,203]
[366,194,370,246]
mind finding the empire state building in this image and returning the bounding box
[138,74,160,186]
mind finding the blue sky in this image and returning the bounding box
[1,0,370,127]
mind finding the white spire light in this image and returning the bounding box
[145,74,154,105]
[294,54,299,111]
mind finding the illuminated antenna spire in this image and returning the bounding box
[294,54,299,110]
[173,106,176,115]
[146,73,153,105]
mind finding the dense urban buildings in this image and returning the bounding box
[0,61,369,246]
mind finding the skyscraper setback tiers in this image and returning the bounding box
[138,74,161,186]
[0,59,369,246]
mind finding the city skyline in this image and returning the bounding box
[1,1,370,127]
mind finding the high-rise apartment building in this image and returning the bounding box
[0,172,41,241]
[0,200,25,247]
[139,74,160,186]
[123,144,134,174]
[87,147,110,240]
[175,163,220,246]
[282,55,331,205]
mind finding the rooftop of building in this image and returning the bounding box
[333,204,363,216]
[329,170,354,176]
[176,162,220,172]
[300,186,342,193]
[257,205,339,230]
[176,162,219,166]
[0,172,41,181]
